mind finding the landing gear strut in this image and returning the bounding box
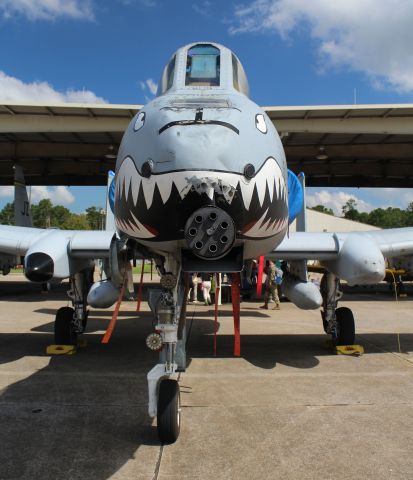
[53,269,93,345]
[320,272,355,346]
[146,255,185,444]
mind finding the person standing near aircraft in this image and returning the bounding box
[261,260,281,310]
[201,272,212,305]
[188,272,198,303]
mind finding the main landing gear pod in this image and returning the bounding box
[184,206,235,260]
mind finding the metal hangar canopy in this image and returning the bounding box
[0,101,412,187]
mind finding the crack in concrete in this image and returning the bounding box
[152,445,164,480]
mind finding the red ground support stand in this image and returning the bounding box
[136,259,145,312]
[257,255,264,298]
[231,272,241,357]
[102,278,126,344]
[213,273,221,357]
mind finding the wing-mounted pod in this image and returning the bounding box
[24,230,115,283]
[86,236,131,308]
[323,234,385,285]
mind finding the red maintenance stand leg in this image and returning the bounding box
[256,255,264,298]
[231,272,241,357]
[136,259,145,312]
[214,273,221,357]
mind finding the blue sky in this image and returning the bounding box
[1,0,413,215]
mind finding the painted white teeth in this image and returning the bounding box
[156,174,174,204]
[116,156,286,210]
[142,180,156,209]
[115,156,288,239]
[243,208,269,237]
[255,173,267,206]
[131,178,141,205]
[131,212,155,238]
[243,212,288,238]
[206,187,214,200]
[267,178,274,202]
[239,180,254,210]
[173,175,192,199]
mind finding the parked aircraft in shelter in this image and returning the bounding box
[1,42,413,444]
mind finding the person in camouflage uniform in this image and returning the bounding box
[260,260,280,310]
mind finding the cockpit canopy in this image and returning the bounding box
[186,45,220,87]
[158,42,249,97]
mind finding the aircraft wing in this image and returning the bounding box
[0,225,115,281]
[271,228,413,285]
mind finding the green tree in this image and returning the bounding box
[0,202,14,225]
[32,199,53,228]
[63,213,90,230]
[50,205,71,228]
[405,202,413,226]
[85,206,105,230]
[311,205,334,215]
[342,198,360,221]
[367,207,406,229]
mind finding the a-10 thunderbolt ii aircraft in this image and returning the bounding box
[1,42,413,444]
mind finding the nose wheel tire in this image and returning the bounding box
[333,307,355,346]
[157,379,181,444]
[54,306,77,345]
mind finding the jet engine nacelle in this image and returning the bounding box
[87,280,119,308]
[24,230,114,282]
[324,234,385,285]
[281,274,322,310]
[24,230,74,282]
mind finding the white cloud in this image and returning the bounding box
[139,78,158,96]
[306,189,373,215]
[0,186,14,198]
[0,185,75,205]
[0,0,94,21]
[230,0,413,93]
[0,70,106,103]
[30,185,75,205]
[193,1,212,16]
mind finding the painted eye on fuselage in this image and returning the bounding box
[255,114,267,134]
[134,112,146,132]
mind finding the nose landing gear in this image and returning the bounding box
[146,256,186,444]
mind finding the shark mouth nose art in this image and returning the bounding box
[114,156,288,241]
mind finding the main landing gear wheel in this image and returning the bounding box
[54,306,77,345]
[157,379,181,444]
[333,307,355,346]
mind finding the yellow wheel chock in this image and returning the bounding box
[46,345,76,355]
[335,345,364,356]
[46,338,87,355]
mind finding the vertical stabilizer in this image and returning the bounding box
[14,164,33,227]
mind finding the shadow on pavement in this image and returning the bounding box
[1,281,413,479]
